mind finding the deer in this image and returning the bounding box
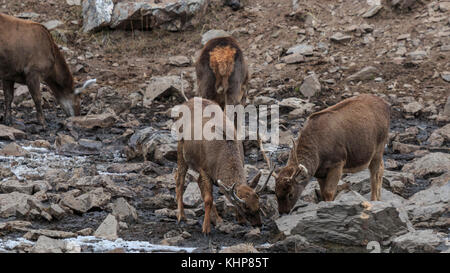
[273,94,391,214]
[173,97,273,234]
[0,13,96,127]
[195,36,249,110]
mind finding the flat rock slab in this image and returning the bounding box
[0,125,26,141]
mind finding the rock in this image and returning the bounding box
[266,235,326,253]
[77,228,94,236]
[31,140,52,149]
[427,124,450,147]
[441,72,450,82]
[389,0,417,11]
[279,98,314,111]
[281,53,305,64]
[362,188,407,207]
[0,192,33,217]
[66,112,117,129]
[24,229,77,240]
[362,5,382,18]
[110,198,138,222]
[439,2,450,12]
[276,200,412,246]
[443,96,450,117]
[219,243,259,253]
[0,125,26,141]
[402,101,423,114]
[143,75,189,107]
[183,182,202,208]
[346,66,379,82]
[405,182,449,228]
[0,167,14,180]
[330,32,352,43]
[299,73,320,99]
[82,0,114,33]
[67,0,81,5]
[406,50,427,61]
[0,179,34,195]
[392,141,420,154]
[252,96,277,105]
[0,220,32,230]
[201,29,230,45]
[402,153,450,178]
[60,188,111,213]
[94,214,119,241]
[391,230,447,253]
[31,236,67,253]
[110,0,209,31]
[168,56,191,67]
[125,127,177,163]
[43,20,64,30]
[48,204,66,220]
[286,44,314,56]
[0,143,29,157]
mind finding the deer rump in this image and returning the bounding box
[196,37,248,108]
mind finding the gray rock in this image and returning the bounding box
[281,53,305,64]
[252,96,278,105]
[183,182,202,208]
[66,0,81,6]
[392,141,421,154]
[60,188,111,213]
[0,179,34,195]
[168,55,191,67]
[266,234,326,253]
[286,44,314,56]
[49,204,66,220]
[94,214,119,241]
[24,229,77,240]
[82,0,114,33]
[346,66,379,82]
[0,192,36,218]
[276,200,412,246]
[402,153,450,178]
[219,243,259,253]
[391,230,447,253]
[0,143,29,157]
[441,72,450,82]
[427,124,450,147]
[110,0,209,32]
[362,5,382,18]
[111,198,138,222]
[0,167,15,180]
[0,125,26,141]
[406,50,427,61]
[31,236,67,253]
[299,73,320,98]
[201,29,230,45]
[330,32,352,43]
[125,127,177,163]
[279,97,314,111]
[143,75,189,107]
[444,96,450,117]
[66,112,117,129]
[439,2,450,12]
[43,20,64,30]
[405,182,449,228]
[402,101,423,114]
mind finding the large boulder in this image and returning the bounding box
[83,0,209,33]
[405,182,449,228]
[391,230,448,253]
[94,214,119,241]
[402,153,450,178]
[275,196,413,246]
[124,127,177,163]
[143,75,189,107]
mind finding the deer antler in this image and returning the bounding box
[257,137,277,194]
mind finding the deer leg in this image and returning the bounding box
[198,169,213,234]
[26,73,45,126]
[316,178,326,202]
[175,143,188,223]
[2,80,14,125]
[369,149,384,201]
[322,162,344,201]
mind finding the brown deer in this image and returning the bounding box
[0,13,96,127]
[195,36,249,109]
[274,94,390,214]
[174,98,272,234]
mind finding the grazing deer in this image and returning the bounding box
[0,13,96,127]
[274,94,390,214]
[174,98,272,234]
[195,36,249,109]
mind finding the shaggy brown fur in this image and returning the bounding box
[196,37,248,109]
[0,13,84,126]
[274,94,391,214]
[174,98,264,234]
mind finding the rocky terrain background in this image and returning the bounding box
[0,0,449,253]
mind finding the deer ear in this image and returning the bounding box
[296,164,309,178]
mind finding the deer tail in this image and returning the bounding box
[209,45,237,94]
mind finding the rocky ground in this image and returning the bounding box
[0,0,449,253]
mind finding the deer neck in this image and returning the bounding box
[292,137,320,178]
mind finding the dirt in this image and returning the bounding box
[0,0,449,253]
